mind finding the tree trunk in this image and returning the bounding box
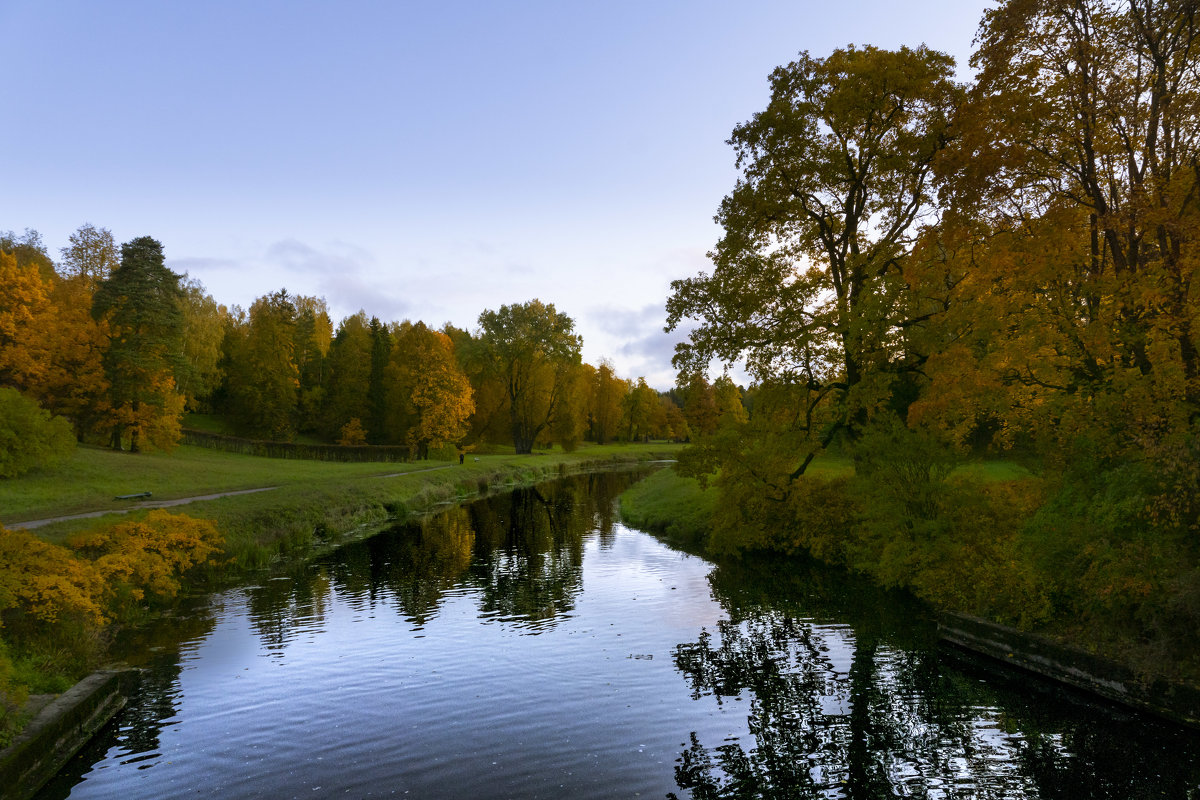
[129,400,141,453]
[511,413,534,454]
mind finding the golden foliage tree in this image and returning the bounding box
[385,322,474,457]
[914,0,1200,461]
[0,249,52,394]
[35,273,113,438]
[476,300,583,454]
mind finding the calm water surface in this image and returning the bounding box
[39,470,1200,799]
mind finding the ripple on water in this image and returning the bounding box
[44,475,1200,800]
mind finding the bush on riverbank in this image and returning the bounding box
[621,460,1200,684]
[0,512,226,745]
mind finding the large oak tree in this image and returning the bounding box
[667,45,962,477]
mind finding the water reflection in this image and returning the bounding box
[34,469,1200,800]
[259,469,641,641]
[36,608,217,798]
[670,556,1200,799]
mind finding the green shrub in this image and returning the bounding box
[0,636,29,747]
[0,388,75,478]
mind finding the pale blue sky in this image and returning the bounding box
[2,1,991,388]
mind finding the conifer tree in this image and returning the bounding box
[91,236,185,452]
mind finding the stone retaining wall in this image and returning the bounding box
[938,611,1200,728]
[0,669,136,800]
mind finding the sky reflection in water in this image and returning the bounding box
[38,470,1200,799]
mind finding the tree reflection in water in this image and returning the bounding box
[37,608,217,799]
[240,469,649,639]
[670,557,1200,799]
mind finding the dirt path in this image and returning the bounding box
[9,464,458,531]
[10,487,281,530]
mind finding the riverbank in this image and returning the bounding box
[3,443,680,557]
[0,443,680,750]
[46,470,1200,799]
[618,466,1200,727]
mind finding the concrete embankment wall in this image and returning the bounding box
[0,669,135,800]
[938,612,1200,728]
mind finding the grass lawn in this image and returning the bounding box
[618,454,1032,548]
[1,441,683,545]
[618,467,717,549]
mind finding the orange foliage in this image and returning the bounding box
[31,274,113,436]
[0,249,53,393]
[69,511,223,608]
[0,527,105,626]
[337,418,368,446]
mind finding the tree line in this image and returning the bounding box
[0,225,737,470]
[666,0,1200,673]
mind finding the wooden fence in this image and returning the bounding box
[180,429,413,463]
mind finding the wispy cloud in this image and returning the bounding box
[318,272,412,322]
[169,255,243,274]
[264,238,375,275]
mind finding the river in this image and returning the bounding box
[37,469,1200,799]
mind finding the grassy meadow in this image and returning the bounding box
[3,441,682,563]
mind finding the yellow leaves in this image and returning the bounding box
[68,511,223,608]
[337,418,368,446]
[0,249,53,392]
[0,512,223,632]
[406,330,474,453]
[34,275,111,431]
[0,528,105,626]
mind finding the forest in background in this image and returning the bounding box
[0,224,750,473]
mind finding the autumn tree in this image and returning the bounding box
[59,223,118,291]
[622,378,659,442]
[222,290,299,439]
[587,360,628,444]
[0,229,55,281]
[666,45,962,478]
[712,375,748,429]
[176,278,226,411]
[292,295,332,433]
[677,373,718,439]
[550,362,588,451]
[385,322,474,457]
[91,236,185,452]
[476,300,582,454]
[24,224,119,436]
[321,312,373,439]
[37,273,112,439]
[0,248,52,395]
[658,395,689,441]
[917,0,1200,461]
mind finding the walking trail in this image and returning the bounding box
[9,464,455,530]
